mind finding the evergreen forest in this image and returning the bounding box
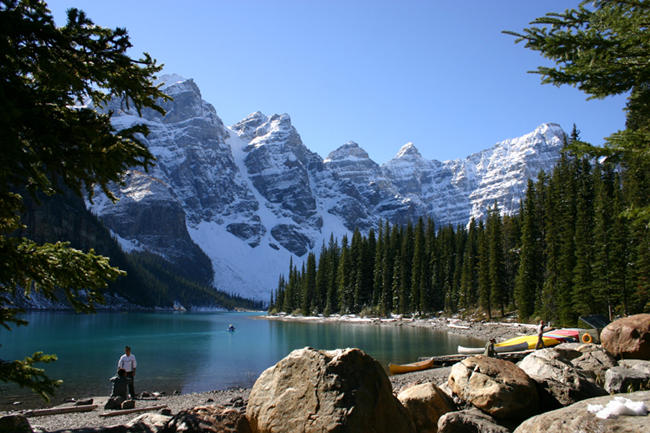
[270,131,649,325]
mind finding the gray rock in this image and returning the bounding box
[619,359,650,375]
[605,365,650,393]
[0,415,32,433]
[270,224,313,257]
[437,408,511,433]
[569,344,617,384]
[514,390,650,433]
[517,346,607,410]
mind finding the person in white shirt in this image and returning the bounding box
[117,346,137,399]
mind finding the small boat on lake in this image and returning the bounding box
[457,328,582,354]
[389,358,435,375]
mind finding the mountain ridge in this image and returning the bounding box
[88,75,566,301]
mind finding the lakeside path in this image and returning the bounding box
[4,316,537,432]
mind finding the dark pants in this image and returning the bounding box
[126,371,135,398]
[535,335,545,350]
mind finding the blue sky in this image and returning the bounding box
[47,0,628,163]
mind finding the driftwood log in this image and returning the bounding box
[99,404,168,417]
[24,405,98,417]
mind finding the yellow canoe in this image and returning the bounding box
[459,335,562,354]
[496,335,561,350]
[388,358,435,375]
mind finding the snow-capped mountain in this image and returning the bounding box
[88,75,566,301]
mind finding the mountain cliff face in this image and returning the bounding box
[89,75,566,301]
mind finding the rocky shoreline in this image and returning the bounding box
[3,314,648,433]
[4,368,452,433]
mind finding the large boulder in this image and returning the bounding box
[164,405,251,433]
[246,347,415,433]
[437,408,510,433]
[517,346,607,409]
[514,390,650,433]
[0,415,32,433]
[397,382,455,433]
[447,355,538,421]
[601,313,650,360]
[605,360,650,393]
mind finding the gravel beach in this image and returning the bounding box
[2,316,534,432]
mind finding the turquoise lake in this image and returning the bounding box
[0,312,481,408]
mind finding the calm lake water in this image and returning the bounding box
[0,311,481,408]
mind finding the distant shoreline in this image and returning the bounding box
[262,313,538,342]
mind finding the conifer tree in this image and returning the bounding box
[0,0,168,398]
[315,243,328,313]
[410,218,425,313]
[355,229,375,312]
[301,252,317,315]
[541,165,563,322]
[488,204,507,317]
[335,236,352,313]
[477,221,491,318]
[373,223,385,308]
[515,180,543,320]
[506,0,650,225]
[572,158,595,317]
[398,222,414,313]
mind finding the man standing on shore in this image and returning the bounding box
[118,346,137,399]
[535,320,546,350]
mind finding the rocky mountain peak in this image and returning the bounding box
[324,141,372,163]
[394,142,422,160]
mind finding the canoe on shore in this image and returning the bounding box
[457,331,579,355]
[389,358,435,375]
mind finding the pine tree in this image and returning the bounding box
[336,236,353,313]
[506,1,650,226]
[458,219,478,309]
[572,158,595,317]
[410,218,425,314]
[0,0,167,399]
[488,204,507,317]
[419,218,435,313]
[315,243,328,314]
[476,221,490,318]
[557,153,579,325]
[301,252,317,315]
[398,222,414,314]
[355,229,375,312]
[349,229,363,312]
[373,223,385,308]
[514,180,542,321]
